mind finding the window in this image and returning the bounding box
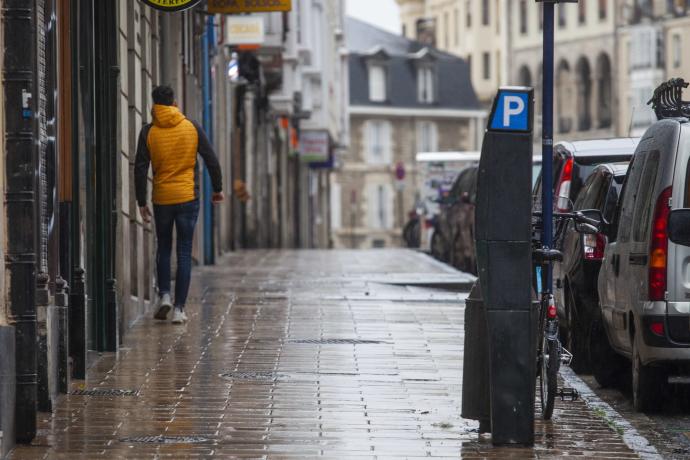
[365,120,392,164]
[482,52,490,80]
[455,9,460,46]
[633,151,660,242]
[466,0,472,28]
[444,12,449,48]
[673,34,682,68]
[417,121,438,153]
[482,0,490,26]
[558,4,567,27]
[578,1,586,24]
[599,0,607,20]
[519,0,527,34]
[417,66,435,103]
[402,23,407,37]
[368,183,392,230]
[368,64,386,102]
[539,3,543,30]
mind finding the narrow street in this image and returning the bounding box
[9,250,645,459]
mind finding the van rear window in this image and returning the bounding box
[632,150,660,243]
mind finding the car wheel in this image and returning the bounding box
[589,313,626,388]
[632,335,666,413]
[565,286,590,374]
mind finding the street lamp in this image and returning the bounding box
[536,0,577,289]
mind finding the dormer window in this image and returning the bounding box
[368,64,387,102]
[417,66,435,103]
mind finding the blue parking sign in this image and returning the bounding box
[489,87,533,133]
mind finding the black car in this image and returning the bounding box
[534,138,638,213]
[554,162,629,372]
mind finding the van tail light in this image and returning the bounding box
[649,187,672,301]
[583,233,606,261]
[556,157,574,211]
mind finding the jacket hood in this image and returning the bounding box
[152,104,186,128]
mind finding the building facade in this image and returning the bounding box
[617,0,690,137]
[0,0,348,451]
[397,0,510,105]
[398,0,619,142]
[509,0,617,141]
[332,18,483,249]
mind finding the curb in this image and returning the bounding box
[559,366,662,460]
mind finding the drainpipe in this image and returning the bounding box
[3,0,39,443]
[202,14,215,264]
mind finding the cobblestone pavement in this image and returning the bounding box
[10,250,643,459]
[579,373,690,459]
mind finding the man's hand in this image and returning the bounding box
[212,192,225,204]
[139,205,152,223]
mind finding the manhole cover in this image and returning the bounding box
[71,389,138,397]
[288,339,385,345]
[219,371,285,381]
[120,435,210,444]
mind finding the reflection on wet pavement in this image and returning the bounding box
[10,250,640,458]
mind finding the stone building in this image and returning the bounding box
[397,0,618,141]
[331,18,483,249]
[617,0,690,137]
[396,0,510,105]
[509,0,617,141]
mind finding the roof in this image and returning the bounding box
[346,17,481,111]
[556,137,641,158]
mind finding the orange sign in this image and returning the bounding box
[208,0,292,14]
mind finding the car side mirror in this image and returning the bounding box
[668,209,690,246]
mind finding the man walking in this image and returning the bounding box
[135,85,223,324]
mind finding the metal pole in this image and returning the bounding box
[202,15,214,265]
[542,2,555,288]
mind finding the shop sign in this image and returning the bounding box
[139,0,202,12]
[299,130,330,163]
[208,0,292,14]
[226,16,265,45]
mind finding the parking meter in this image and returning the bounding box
[475,87,535,446]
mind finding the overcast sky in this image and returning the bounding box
[346,0,401,35]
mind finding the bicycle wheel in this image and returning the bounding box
[539,334,559,420]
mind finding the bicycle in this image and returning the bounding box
[532,210,601,419]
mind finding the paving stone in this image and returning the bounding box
[9,250,639,458]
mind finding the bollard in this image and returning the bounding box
[461,281,491,433]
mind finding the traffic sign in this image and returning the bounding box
[488,87,533,133]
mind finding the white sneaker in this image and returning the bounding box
[171,307,188,324]
[154,293,173,320]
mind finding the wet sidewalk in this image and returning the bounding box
[10,250,641,459]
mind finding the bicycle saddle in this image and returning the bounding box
[533,248,563,264]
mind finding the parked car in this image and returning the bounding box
[551,162,629,373]
[534,139,638,212]
[432,165,477,268]
[596,118,690,411]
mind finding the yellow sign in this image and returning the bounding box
[208,0,292,14]
[140,0,202,12]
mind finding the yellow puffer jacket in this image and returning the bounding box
[147,105,198,205]
[134,104,223,207]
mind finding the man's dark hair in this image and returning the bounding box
[152,85,175,106]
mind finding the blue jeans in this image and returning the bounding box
[154,200,199,309]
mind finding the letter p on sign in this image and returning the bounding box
[489,88,531,133]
